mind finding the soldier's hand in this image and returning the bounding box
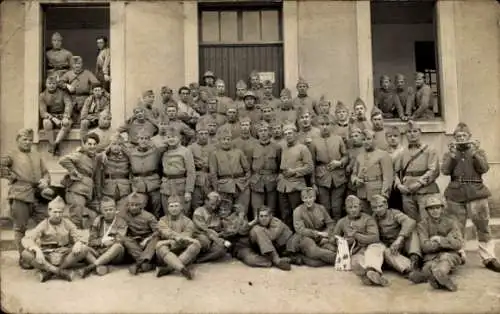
[52,118,62,127]
[184,192,192,202]
[66,84,75,93]
[397,183,410,194]
[38,179,49,190]
[327,160,342,171]
[62,117,70,127]
[448,142,457,158]
[430,236,442,244]
[316,231,329,238]
[390,238,404,255]
[35,250,45,265]
[71,170,83,181]
[223,240,232,248]
[401,116,409,122]
[73,242,84,254]
[104,74,111,82]
[283,169,295,178]
[469,140,480,155]
[407,182,422,193]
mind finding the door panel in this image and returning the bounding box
[199,44,284,99]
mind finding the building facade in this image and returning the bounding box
[1,0,499,217]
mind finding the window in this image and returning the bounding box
[371,1,441,120]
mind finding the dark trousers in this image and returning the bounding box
[121,235,159,265]
[10,199,48,254]
[278,191,302,230]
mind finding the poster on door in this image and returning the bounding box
[258,72,275,84]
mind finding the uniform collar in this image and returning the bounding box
[408,143,422,149]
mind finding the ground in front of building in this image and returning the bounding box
[1,245,500,314]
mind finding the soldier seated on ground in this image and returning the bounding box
[79,197,128,278]
[409,196,465,292]
[119,192,159,276]
[292,188,337,267]
[155,195,200,280]
[21,196,89,282]
[333,195,387,287]
[371,194,423,281]
[192,192,229,263]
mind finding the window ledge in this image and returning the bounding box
[385,119,446,134]
[36,129,81,143]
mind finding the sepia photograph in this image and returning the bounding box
[0,0,499,313]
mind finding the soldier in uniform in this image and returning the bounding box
[270,120,285,148]
[249,121,281,217]
[345,127,364,196]
[310,115,348,222]
[292,77,316,114]
[371,107,389,151]
[79,197,128,278]
[374,75,405,120]
[192,192,228,263]
[188,121,216,211]
[94,135,131,214]
[312,96,334,127]
[160,102,195,146]
[333,195,387,286]
[215,79,233,118]
[189,82,200,104]
[222,103,241,139]
[296,107,320,146]
[394,121,440,222]
[138,90,158,120]
[386,126,404,210]
[46,32,73,79]
[206,117,220,146]
[331,101,351,145]
[116,107,158,146]
[59,56,100,119]
[197,97,227,129]
[234,80,248,111]
[39,76,73,155]
[394,74,414,120]
[371,194,423,279]
[1,128,51,268]
[120,192,159,275]
[200,70,217,97]
[160,126,196,216]
[21,196,88,282]
[409,196,464,291]
[233,117,259,165]
[293,188,336,267]
[89,110,113,151]
[151,121,169,150]
[80,82,110,138]
[277,122,314,228]
[410,72,434,120]
[159,86,178,118]
[261,80,280,110]
[95,36,111,91]
[442,123,500,272]
[59,133,100,229]
[209,125,251,216]
[239,91,262,128]
[248,70,264,103]
[350,98,372,131]
[194,88,209,116]
[275,88,297,125]
[155,195,200,279]
[259,102,276,126]
[351,129,393,214]
[177,86,200,127]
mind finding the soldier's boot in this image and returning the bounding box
[140,262,154,273]
[268,252,291,271]
[408,270,428,284]
[57,269,75,282]
[365,269,390,287]
[430,268,457,292]
[302,256,327,267]
[485,259,500,273]
[79,264,96,278]
[96,265,109,276]
[236,248,272,268]
[156,266,175,278]
[180,267,194,280]
[360,274,373,286]
[15,232,33,270]
[410,254,422,271]
[196,245,227,263]
[37,270,53,283]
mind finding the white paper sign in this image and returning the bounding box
[258,72,275,84]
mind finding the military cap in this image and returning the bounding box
[316,114,332,125]
[335,101,349,113]
[189,82,199,89]
[407,120,421,131]
[71,56,83,63]
[262,80,273,87]
[219,198,233,209]
[216,124,232,139]
[296,77,309,87]
[168,195,182,204]
[203,70,216,79]
[40,187,55,201]
[257,121,270,131]
[46,75,58,83]
[415,72,425,80]
[48,196,66,210]
[226,102,237,113]
[353,98,366,109]
[239,116,252,124]
[83,132,101,145]
[280,88,292,98]
[109,133,125,145]
[142,90,154,97]
[370,194,387,205]
[300,187,315,199]
[363,128,375,138]
[128,191,148,204]
[371,106,383,118]
[386,126,401,137]
[317,95,331,108]
[296,106,312,118]
[205,116,219,126]
[349,126,363,136]
[259,102,273,111]
[165,126,181,137]
[379,75,391,83]
[51,32,63,40]
[282,122,297,132]
[133,106,145,114]
[207,191,221,201]
[195,120,209,132]
[394,73,405,81]
[236,80,247,89]
[91,82,103,90]
[249,70,260,79]
[453,122,471,136]
[425,195,444,209]
[345,195,361,207]
[16,128,34,140]
[166,101,179,110]
[160,86,172,93]
[101,197,116,209]
[207,96,218,103]
[243,91,257,100]
[99,109,111,118]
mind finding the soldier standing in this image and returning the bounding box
[442,123,500,272]
[160,102,195,146]
[215,79,233,119]
[138,90,158,120]
[270,121,286,148]
[331,101,351,145]
[310,115,348,222]
[59,133,100,229]
[95,36,111,91]
[151,121,169,150]
[116,107,158,145]
[200,70,217,97]
[296,107,321,146]
[394,121,440,222]
[292,77,316,114]
[345,127,364,196]
[1,128,51,268]
[249,121,281,217]
[386,126,405,210]
[248,70,264,103]
[371,107,389,151]
[233,117,259,165]
[277,123,314,228]
[275,88,297,125]
[350,98,372,131]
[177,86,200,127]
[239,91,262,128]
[351,129,393,214]
[197,97,227,128]
[260,80,280,110]
[222,103,241,139]
[46,32,73,79]
[89,110,113,151]
[39,76,73,155]
[234,80,248,111]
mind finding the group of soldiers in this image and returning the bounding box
[1,69,499,292]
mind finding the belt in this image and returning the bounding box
[133,171,157,177]
[257,170,276,175]
[364,175,383,182]
[405,170,427,177]
[451,177,483,184]
[218,173,245,179]
[195,167,209,172]
[104,174,128,180]
[163,174,186,180]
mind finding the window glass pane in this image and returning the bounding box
[220,11,238,42]
[242,11,261,42]
[261,10,279,42]
[201,11,220,42]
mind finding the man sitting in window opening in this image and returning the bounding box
[374,75,406,120]
[410,72,435,120]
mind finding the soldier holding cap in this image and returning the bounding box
[1,128,51,268]
[21,196,89,282]
[80,197,128,278]
[409,196,464,291]
[442,122,500,272]
[394,121,440,222]
[40,76,74,155]
[120,192,159,275]
[80,82,110,138]
[155,195,200,279]
[292,77,316,114]
[277,122,314,228]
[46,32,73,79]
